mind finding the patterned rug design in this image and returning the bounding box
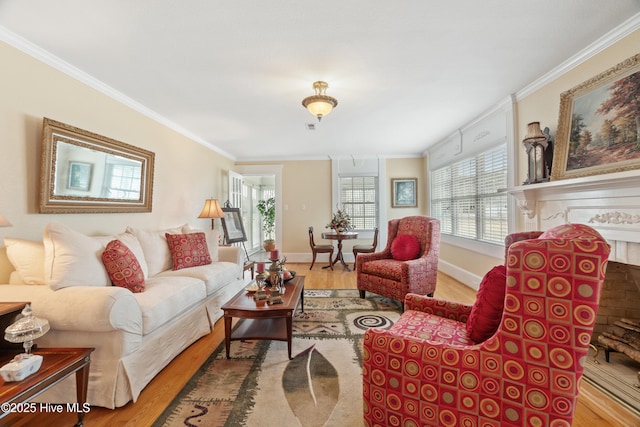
[153,289,402,427]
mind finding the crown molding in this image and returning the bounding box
[516,12,640,100]
[0,25,237,161]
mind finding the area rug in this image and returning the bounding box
[152,289,402,427]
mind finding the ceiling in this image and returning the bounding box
[1,1,640,161]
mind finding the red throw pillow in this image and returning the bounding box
[390,234,421,261]
[102,240,145,293]
[165,232,212,270]
[466,265,507,343]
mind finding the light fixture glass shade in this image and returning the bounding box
[198,199,225,219]
[302,81,338,121]
[0,214,12,227]
[4,304,50,355]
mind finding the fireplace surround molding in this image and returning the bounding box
[507,169,640,267]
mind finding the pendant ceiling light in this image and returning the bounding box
[301,81,338,121]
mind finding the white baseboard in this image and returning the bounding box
[279,252,354,264]
[437,259,482,291]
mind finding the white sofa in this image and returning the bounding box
[0,222,248,409]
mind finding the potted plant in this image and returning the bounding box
[257,197,276,251]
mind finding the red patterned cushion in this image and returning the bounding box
[466,265,506,343]
[101,240,145,293]
[392,309,475,346]
[390,234,421,261]
[165,232,212,270]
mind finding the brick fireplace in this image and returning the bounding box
[597,261,640,339]
[508,168,640,342]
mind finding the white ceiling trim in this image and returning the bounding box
[0,25,238,161]
[516,12,640,101]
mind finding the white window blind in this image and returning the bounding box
[339,176,377,230]
[104,163,141,200]
[431,145,507,244]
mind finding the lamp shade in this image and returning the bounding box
[302,81,338,121]
[523,122,547,145]
[198,199,225,219]
[0,214,12,227]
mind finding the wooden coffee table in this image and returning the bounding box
[222,275,304,359]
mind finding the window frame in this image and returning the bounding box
[338,175,379,232]
[430,143,508,259]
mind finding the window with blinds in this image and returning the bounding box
[104,163,142,200]
[431,145,507,244]
[339,176,378,230]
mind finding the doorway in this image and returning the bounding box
[231,164,283,258]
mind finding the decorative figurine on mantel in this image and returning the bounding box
[523,121,553,185]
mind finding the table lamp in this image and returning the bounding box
[197,198,225,230]
[1,304,50,382]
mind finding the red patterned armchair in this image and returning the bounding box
[362,223,611,427]
[357,216,440,306]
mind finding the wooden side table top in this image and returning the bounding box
[0,347,94,423]
[0,302,29,317]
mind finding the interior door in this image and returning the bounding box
[228,170,243,209]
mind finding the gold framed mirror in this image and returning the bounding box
[40,118,155,213]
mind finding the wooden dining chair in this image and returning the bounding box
[309,226,334,270]
[352,227,378,269]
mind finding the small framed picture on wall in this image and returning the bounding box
[67,161,92,191]
[391,178,417,208]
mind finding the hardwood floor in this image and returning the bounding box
[3,264,638,426]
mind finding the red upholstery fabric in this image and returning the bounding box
[391,234,421,261]
[395,309,475,346]
[363,223,611,427]
[165,232,212,270]
[357,216,440,303]
[466,265,506,343]
[102,240,145,293]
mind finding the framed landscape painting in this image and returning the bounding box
[391,178,417,208]
[552,53,640,180]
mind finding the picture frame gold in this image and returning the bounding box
[552,53,640,180]
[391,178,417,208]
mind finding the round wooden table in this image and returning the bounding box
[321,231,359,271]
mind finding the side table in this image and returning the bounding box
[0,347,94,426]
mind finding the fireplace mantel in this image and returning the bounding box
[507,169,640,266]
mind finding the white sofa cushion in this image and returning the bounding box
[125,225,185,276]
[133,275,206,335]
[3,238,46,285]
[43,222,110,290]
[155,261,240,296]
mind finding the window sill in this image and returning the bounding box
[440,234,504,259]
